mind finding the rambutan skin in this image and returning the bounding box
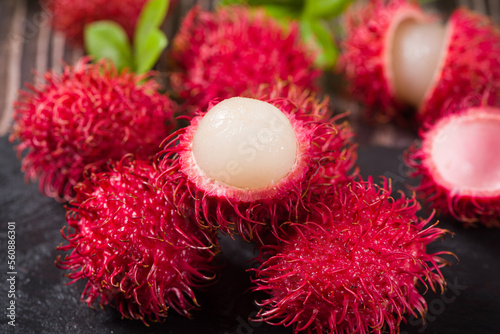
[404,107,500,227]
[42,0,148,45]
[169,5,321,112]
[157,93,357,243]
[418,7,500,124]
[56,157,218,324]
[10,58,176,201]
[252,178,451,334]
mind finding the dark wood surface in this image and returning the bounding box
[1,1,499,334]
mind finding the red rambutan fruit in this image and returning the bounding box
[42,0,148,45]
[337,0,500,124]
[169,5,321,112]
[56,156,218,324]
[10,58,175,201]
[157,95,357,242]
[405,106,500,227]
[252,178,452,334]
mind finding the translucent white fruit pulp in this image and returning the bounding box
[392,19,446,107]
[192,97,298,189]
[431,116,500,192]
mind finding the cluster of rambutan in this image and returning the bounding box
[8,0,458,331]
[338,0,500,227]
[153,86,451,333]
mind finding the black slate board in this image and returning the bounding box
[1,136,500,334]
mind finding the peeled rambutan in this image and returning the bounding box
[56,156,218,324]
[42,0,148,45]
[157,95,357,242]
[169,5,321,112]
[10,58,175,201]
[252,178,451,334]
[405,106,500,227]
[338,0,500,123]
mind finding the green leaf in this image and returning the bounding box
[134,0,169,47]
[300,18,338,69]
[84,21,133,71]
[303,0,353,19]
[217,0,247,6]
[262,4,300,22]
[134,29,168,74]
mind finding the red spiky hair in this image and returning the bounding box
[10,58,175,202]
[418,7,500,124]
[405,106,500,227]
[57,156,218,324]
[337,0,430,122]
[157,93,357,243]
[169,5,320,113]
[252,178,452,334]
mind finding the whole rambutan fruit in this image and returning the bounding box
[56,156,218,324]
[169,5,321,112]
[157,95,357,242]
[252,178,452,334]
[338,0,500,124]
[405,106,500,227]
[42,0,148,45]
[42,0,181,46]
[10,58,176,201]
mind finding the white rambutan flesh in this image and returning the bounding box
[392,19,446,107]
[192,97,297,189]
[406,106,500,226]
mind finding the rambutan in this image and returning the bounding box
[56,156,218,324]
[338,0,500,123]
[405,106,500,227]
[252,178,451,334]
[157,95,357,242]
[169,5,321,112]
[43,0,148,45]
[10,58,175,201]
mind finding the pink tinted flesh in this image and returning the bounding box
[431,117,500,192]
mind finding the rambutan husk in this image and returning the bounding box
[169,5,320,113]
[337,0,432,123]
[405,106,500,227]
[157,92,358,243]
[10,58,176,202]
[56,156,218,324]
[417,7,500,124]
[251,177,453,334]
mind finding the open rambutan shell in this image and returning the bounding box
[10,58,175,201]
[418,8,500,123]
[157,95,357,242]
[405,106,500,227]
[169,5,320,113]
[57,156,218,324]
[338,0,432,122]
[338,0,500,124]
[252,178,451,334]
